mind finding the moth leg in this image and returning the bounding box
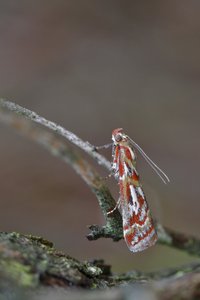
[110,165,119,180]
[103,173,112,181]
[107,198,121,215]
[95,143,112,150]
[104,167,119,181]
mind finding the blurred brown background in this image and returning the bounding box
[0,1,199,272]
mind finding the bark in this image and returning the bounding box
[0,231,200,300]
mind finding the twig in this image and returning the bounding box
[157,224,200,257]
[0,104,122,240]
[0,99,111,171]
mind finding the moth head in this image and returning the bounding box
[112,128,127,143]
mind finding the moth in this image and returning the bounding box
[109,128,169,252]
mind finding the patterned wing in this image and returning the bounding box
[119,175,157,252]
[112,128,157,252]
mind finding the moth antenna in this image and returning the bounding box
[128,137,170,184]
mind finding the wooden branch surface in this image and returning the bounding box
[0,231,200,300]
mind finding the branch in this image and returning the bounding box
[0,99,111,171]
[157,224,200,257]
[1,99,200,259]
[1,231,200,300]
[0,231,104,290]
[0,101,122,240]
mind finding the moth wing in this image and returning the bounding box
[120,178,157,252]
